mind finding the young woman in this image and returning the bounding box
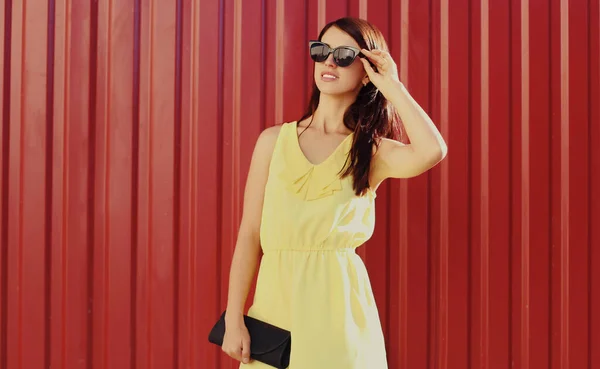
[221,17,447,369]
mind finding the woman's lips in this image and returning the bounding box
[321,72,339,81]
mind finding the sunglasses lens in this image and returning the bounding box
[333,48,358,67]
[310,43,329,62]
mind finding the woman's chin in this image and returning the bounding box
[316,83,356,97]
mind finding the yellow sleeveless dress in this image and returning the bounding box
[242,121,387,369]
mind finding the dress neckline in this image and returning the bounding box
[291,121,354,167]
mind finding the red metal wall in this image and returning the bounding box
[1,0,598,369]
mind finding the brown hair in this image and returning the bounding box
[297,17,403,196]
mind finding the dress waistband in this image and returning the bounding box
[262,247,357,254]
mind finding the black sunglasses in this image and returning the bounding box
[308,41,364,67]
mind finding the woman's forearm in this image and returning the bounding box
[224,227,261,326]
[385,82,447,159]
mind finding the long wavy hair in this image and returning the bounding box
[297,17,404,196]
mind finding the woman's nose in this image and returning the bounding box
[324,53,337,67]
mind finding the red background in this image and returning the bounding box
[1,0,599,369]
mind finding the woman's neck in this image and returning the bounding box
[311,93,356,134]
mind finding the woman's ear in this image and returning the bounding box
[362,76,370,86]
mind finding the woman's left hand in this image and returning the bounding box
[360,49,401,96]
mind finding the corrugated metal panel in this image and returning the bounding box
[0,1,598,369]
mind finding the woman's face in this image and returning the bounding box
[313,27,366,96]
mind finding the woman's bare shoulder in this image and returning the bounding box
[260,123,283,140]
[251,123,285,161]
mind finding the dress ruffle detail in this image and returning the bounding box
[279,166,344,201]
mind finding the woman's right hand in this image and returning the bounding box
[222,321,252,364]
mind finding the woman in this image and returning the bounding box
[221,17,446,368]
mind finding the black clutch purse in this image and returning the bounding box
[208,311,291,369]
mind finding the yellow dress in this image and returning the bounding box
[242,121,387,369]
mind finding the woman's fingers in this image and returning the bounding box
[360,58,377,77]
[361,49,387,67]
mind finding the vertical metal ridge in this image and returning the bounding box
[179,1,193,364]
[45,1,57,368]
[466,0,473,366]
[520,0,531,367]
[397,2,409,367]
[398,178,409,369]
[60,4,69,361]
[9,0,26,365]
[546,0,553,365]
[185,21,194,367]
[587,127,592,369]
[506,0,514,364]
[134,0,150,366]
[261,0,266,130]
[86,0,99,367]
[134,0,149,366]
[479,0,491,367]
[0,0,12,367]
[436,0,450,369]
[588,2,598,369]
[275,1,284,123]
[318,0,325,33]
[439,0,449,367]
[232,0,242,253]
[51,0,71,367]
[385,195,392,368]
[359,0,367,19]
[586,2,592,369]
[103,0,112,363]
[94,0,114,366]
[173,0,183,367]
[400,0,409,83]
[559,0,570,367]
[397,192,409,364]
[215,0,225,365]
[388,0,393,45]
[188,0,200,363]
[130,0,141,367]
[146,0,155,364]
